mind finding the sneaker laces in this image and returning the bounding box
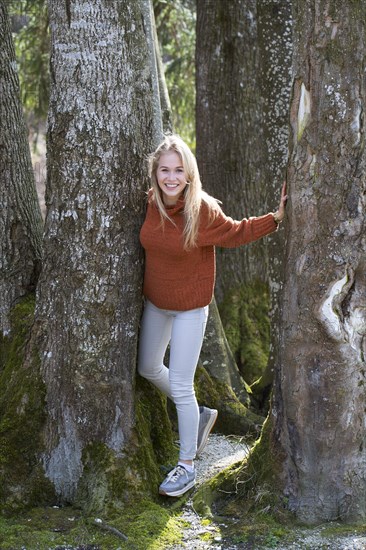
[166,465,188,482]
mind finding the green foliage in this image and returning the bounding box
[9,0,50,120]
[154,0,196,148]
[219,281,270,385]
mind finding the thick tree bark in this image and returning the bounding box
[196,0,278,388]
[27,0,158,504]
[199,0,366,527]
[251,0,292,398]
[196,0,268,299]
[0,1,43,335]
[272,0,366,523]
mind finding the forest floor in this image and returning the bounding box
[1,434,365,549]
[170,434,366,550]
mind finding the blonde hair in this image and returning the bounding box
[148,134,219,249]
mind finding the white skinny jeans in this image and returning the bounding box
[138,300,209,460]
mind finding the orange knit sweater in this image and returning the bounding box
[140,192,278,311]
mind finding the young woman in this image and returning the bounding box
[138,135,287,497]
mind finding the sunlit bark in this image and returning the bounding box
[272,0,366,522]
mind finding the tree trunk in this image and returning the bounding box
[197,0,366,526]
[251,0,292,400]
[0,0,175,512]
[196,0,274,387]
[273,0,366,523]
[196,0,268,298]
[37,0,160,504]
[0,0,43,335]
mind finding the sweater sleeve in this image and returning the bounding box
[198,203,278,248]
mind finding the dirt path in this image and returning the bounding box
[170,434,366,550]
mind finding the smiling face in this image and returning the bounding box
[156,150,188,206]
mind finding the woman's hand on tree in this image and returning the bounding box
[273,181,288,224]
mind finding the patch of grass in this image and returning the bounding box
[320,522,366,538]
[217,513,291,549]
[0,499,184,550]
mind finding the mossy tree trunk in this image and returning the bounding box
[1,0,177,512]
[37,0,163,505]
[195,0,282,388]
[272,0,366,523]
[0,0,43,335]
[197,0,366,525]
[240,0,366,524]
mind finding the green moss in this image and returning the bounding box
[218,281,270,385]
[193,415,287,521]
[0,295,179,516]
[75,377,178,514]
[0,294,56,513]
[113,500,183,549]
[192,418,298,548]
[0,500,184,549]
[199,530,215,542]
[194,365,263,437]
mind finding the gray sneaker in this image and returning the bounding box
[196,406,218,456]
[159,465,196,497]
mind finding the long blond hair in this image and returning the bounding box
[148,135,219,249]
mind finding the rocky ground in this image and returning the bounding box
[170,434,366,550]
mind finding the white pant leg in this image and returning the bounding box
[169,306,209,460]
[138,300,209,461]
[138,300,173,398]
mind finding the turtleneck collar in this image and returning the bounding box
[149,188,185,215]
[164,194,185,214]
